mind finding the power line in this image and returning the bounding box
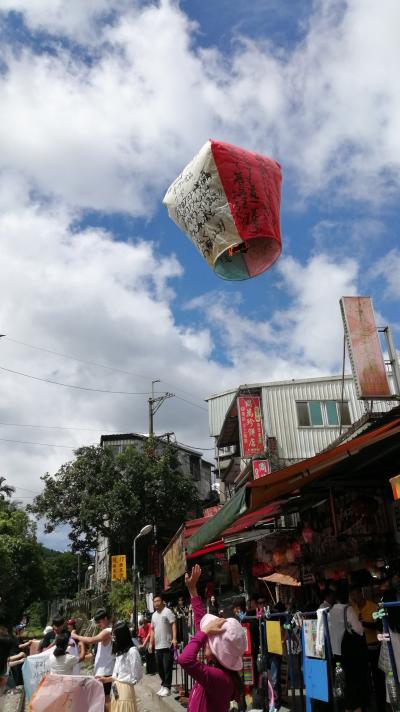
[5,337,150,381]
[0,364,209,411]
[0,364,157,395]
[0,436,93,449]
[0,421,110,432]
[175,395,207,412]
[4,336,209,407]
[13,485,42,494]
[176,440,215,451]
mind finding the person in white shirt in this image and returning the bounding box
[73,608,115,712]
[149,595,177,697]
[329,601,363,656]
[49,632,77,675]
[101,622,143,712]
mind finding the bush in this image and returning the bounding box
[107,580,133,621]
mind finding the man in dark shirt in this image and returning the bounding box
[38,615,65,651]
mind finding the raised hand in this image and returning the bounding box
[202,618,226,636]
[185,564,202,595]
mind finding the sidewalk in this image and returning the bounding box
[137,673,186,712]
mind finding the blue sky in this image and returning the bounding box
[0,0,399,549]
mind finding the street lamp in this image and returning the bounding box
[85,565,94,590]
[132,525,153,632]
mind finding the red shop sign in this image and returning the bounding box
[252,459,271,480]
[237,396,265,458]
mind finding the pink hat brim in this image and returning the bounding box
[200,614,246,671]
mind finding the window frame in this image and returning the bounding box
[296,400,351,428]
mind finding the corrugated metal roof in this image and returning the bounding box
[100,432,207,457]
[208,374,395,460]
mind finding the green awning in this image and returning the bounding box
[187,487,248,554]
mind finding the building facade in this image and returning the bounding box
[207,374,395,496]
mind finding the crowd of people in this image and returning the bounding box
[2,570,400,711]
[0,612,143,712]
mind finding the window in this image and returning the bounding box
[296,400,351,427]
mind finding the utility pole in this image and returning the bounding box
[148,379,174,436]
[380,326,400,397]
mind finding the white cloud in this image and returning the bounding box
[370,248,400,300]
[275,254,358,370]
[0,0,399,213]
[0,0,132,43]
[0,0,396,548]
[186,253,359,379]
[0,181,359,509]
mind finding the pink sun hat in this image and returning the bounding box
[200,614,247,671]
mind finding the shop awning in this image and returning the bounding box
[187,487,248,554]
[260,573,301,587]
[187,415,400,554]
[223,502,280,536]
[247,416,400,510]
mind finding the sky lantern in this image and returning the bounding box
[163,139,282,281]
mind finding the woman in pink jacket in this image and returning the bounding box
[178,565,247,712]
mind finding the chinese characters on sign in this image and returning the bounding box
[237,396,265,458]
[111,555,127,581]
[252,459,271,480]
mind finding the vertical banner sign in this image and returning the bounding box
[163,528,186,585]
[111,555,127,581]
[340,296,391,399]
[237,396,264,457]
[252,459,271,480]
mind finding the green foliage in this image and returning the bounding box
[0,498,46,625]
[29,442,199,554]
[0,476,15,500]
[41,548,91,600]
[107,580,133,621]
[25,601,47,631]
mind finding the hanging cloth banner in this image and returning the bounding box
[21,651,50,700]
[186,486,248,554]
[266,620,283,655]
[163,139,282,281]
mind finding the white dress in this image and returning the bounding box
[111,647,143,712]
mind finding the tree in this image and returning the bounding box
[41,548,91,601]
[0,476,15,500]
[0,497,47,624]
[29,442,199,555]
